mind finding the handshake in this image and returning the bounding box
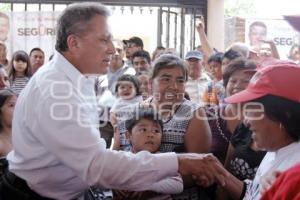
[177,153,229,187]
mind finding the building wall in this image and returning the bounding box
[207,0,224,52]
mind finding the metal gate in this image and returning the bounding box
[0,0,207,57]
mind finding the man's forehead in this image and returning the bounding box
[32,51,44,56]
[133,57,147,61]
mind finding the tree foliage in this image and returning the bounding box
[225,0,257,17]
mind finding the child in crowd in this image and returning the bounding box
[113,108,183,200]
[202,52,225,106]
[137,72,151,100]
[110,74,143,150]
[8,50,32,95]
[0,89,17,175]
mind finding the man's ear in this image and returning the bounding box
[66,34,80,53]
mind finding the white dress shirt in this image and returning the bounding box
[7,51,178,200]
[244,141,300,200]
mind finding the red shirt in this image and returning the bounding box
[261,162,300,200]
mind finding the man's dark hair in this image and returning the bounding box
[132,50,151,65]
[223,49,242,61]
[55,2,110,52]
[29,47,44,56]
[208,52,224,64]
[253,95,300,141]
[115,74,141,96]
[125,107,163,133]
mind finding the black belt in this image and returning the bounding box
[2,171,53,200]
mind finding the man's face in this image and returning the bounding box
[0,16,9,42]
[187,58,203,79]
[125,43,141,59]
[30,50,45,73]
[73,15,115,75]
[133,56,150,73]
[110,41,124,68]
[249,26,266,47]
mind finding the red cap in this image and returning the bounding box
[225,62,300,103]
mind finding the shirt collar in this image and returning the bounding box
[275,141,300,158]
[52,51,95,95]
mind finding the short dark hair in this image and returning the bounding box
[253,95,300,141]
[125,107,163,133]
[223,58,256,88]
[150,54,188,81]
[123,37,144,49]
[115,74,141,96]
[29,47,44,56]
[208,52,224,64]
[132,50,151,65]
[55,2,110,52]
[223,49,242,61]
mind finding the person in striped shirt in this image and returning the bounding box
[8,50,32,95]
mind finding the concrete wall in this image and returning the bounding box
[207,0,224,51]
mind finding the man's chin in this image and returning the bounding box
[95,66,108,75]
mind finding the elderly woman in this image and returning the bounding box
[145,54,212,199]
[215,62,300,200]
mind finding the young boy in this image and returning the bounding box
[113,108,183,200]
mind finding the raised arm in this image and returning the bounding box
[196,21,214,58]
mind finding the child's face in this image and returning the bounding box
[138,74,150,100]
[0,95,17,128]
[13,59,27,75]
[117,81,137,100]
[128,119,162,153]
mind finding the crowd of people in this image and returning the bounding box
[0,2,299,200]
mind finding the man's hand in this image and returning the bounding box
[177,153,229,187]
[196,21,205,33]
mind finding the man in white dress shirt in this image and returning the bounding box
[0,3,228,200]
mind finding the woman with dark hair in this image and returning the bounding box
[148,54,212,199]
[212,62,300,200]
[8,50,32,95]
[0,89,17,175]
[206,58,260,166]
